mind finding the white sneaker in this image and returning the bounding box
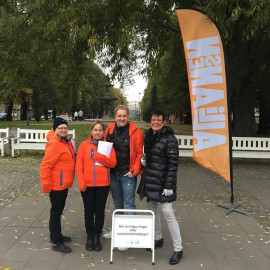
[103,230,112,239]
[118,247,129,251]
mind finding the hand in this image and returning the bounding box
[140,156,146,167]
[162,189,173,196]
[81,185,87,192]
[124,171,134,178]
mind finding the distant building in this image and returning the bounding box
[127,100,140,120]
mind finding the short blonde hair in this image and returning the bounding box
[114,105,129,116]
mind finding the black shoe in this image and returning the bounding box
[94,233,102,251]
[169,250,183,265]
[52,243,72,253]
[61,235,71,242]
[86,235,94,251]
[50,235,71,244]
[146,238,164,251]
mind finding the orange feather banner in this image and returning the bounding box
[176,9,231,183]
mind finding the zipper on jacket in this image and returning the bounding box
[106,127,110,141]
[60,170,63,186]
[67,142,74,159]
[129,137,133,171]
[94,161,96,186]
[91,147,97,186]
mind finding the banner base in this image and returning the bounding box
[217,204,250,217]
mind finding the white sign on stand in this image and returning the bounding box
[110,209,155,265]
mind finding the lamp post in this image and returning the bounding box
[138,92,141,122]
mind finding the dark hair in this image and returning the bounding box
[151,110,165,122]
[91,121,105,131]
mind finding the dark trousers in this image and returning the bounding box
[49,189,68,244]
[81,186,110,236]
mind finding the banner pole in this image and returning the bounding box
[216,37,249,217]
[217,133,249,216]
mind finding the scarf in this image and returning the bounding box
[91,137,103,146]
[144,129,158,166]
[56,134,70,143]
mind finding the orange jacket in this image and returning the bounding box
[39,135,75,193]
[46,128,76,153]
[46,128,55,141]
[76,137,117,190]
[105,122,144,176]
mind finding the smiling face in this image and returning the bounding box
[151,114,165,134]
[115,109,128,127]
[55,124,68,137]
[91,123,104,141]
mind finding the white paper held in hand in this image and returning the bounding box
[95,141,113,166]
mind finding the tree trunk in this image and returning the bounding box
[43,108,48,120]
[6,100,13,121]
[233,85,256,136]
[52,108,56,120]
[32,88,41,122]
[21,100,28,120]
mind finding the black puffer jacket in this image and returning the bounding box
[144,126,179,203]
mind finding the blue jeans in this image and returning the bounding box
[110,174,137,215]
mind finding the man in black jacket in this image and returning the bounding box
[143,110,183,265]
[103,105,144,251]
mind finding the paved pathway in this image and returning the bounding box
[0,156,269,270]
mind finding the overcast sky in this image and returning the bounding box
[115,74,147,102]
[97,56,147,102]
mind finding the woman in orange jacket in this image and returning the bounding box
[39,117,75,254]
[76,121,116,251]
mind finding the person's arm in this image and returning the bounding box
[163,135,179,190]
[130,128,144,176]
[39,141,61,193]
[75,143,87,191]
[93,147,117,168]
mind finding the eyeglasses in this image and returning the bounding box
[151,119,163,123]
[57,127,68,130]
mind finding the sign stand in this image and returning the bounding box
[110,209,155,265]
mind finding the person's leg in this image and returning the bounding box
[49,189,71,253]
[120,175,137,214]
[81,187,95,236]
[93,186,109,251]
[81,187,96,251]
[110,174,124,212]
[94,186,110,234]
[161,202,183,251]
[49,189,68,244]
[147,201,162,240]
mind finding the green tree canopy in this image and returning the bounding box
[1,0,270,134]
